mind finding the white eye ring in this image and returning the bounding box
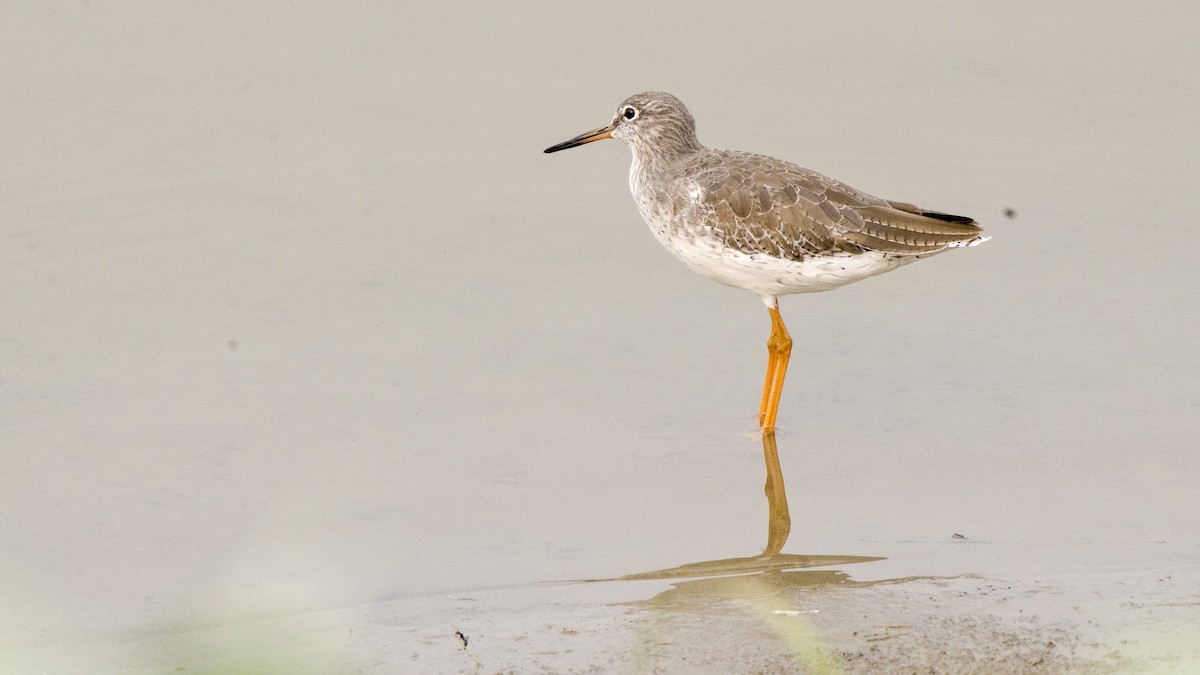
[622,106,638,120]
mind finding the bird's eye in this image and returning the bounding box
[622,107,637,120]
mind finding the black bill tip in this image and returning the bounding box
[543,124,615,154]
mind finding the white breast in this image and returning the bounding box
[648,227,924,298]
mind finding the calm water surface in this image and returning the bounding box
[2,2,1198,671]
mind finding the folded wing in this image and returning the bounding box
[685,150,984,260]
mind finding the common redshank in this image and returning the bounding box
[544,91,985,554]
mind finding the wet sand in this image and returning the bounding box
[3,2,1199,672]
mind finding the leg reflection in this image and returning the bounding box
[761,428,791,557]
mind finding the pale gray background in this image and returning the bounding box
[2,2,1197,672]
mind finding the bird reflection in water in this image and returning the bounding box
[761,428,790,557]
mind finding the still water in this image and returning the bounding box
[2,2,1198,672]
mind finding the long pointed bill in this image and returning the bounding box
[543,122,616,153]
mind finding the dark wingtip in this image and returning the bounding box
[919,210,976,225]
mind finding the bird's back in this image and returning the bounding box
[637,148,985,265]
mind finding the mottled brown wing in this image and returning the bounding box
[838,203,982,253]
[684,150,983,260]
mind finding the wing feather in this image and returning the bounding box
[683,150,983,260]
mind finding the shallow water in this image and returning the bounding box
[3,2,1199,672]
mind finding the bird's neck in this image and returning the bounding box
[630,140,701,201]
[629,128,704,169]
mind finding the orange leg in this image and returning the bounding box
[759,305,793,432]
[757,304,793,557]
[757,342,779,427]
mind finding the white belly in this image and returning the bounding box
[650,228,924,298]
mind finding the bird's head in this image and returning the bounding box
[544,91,703,162]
